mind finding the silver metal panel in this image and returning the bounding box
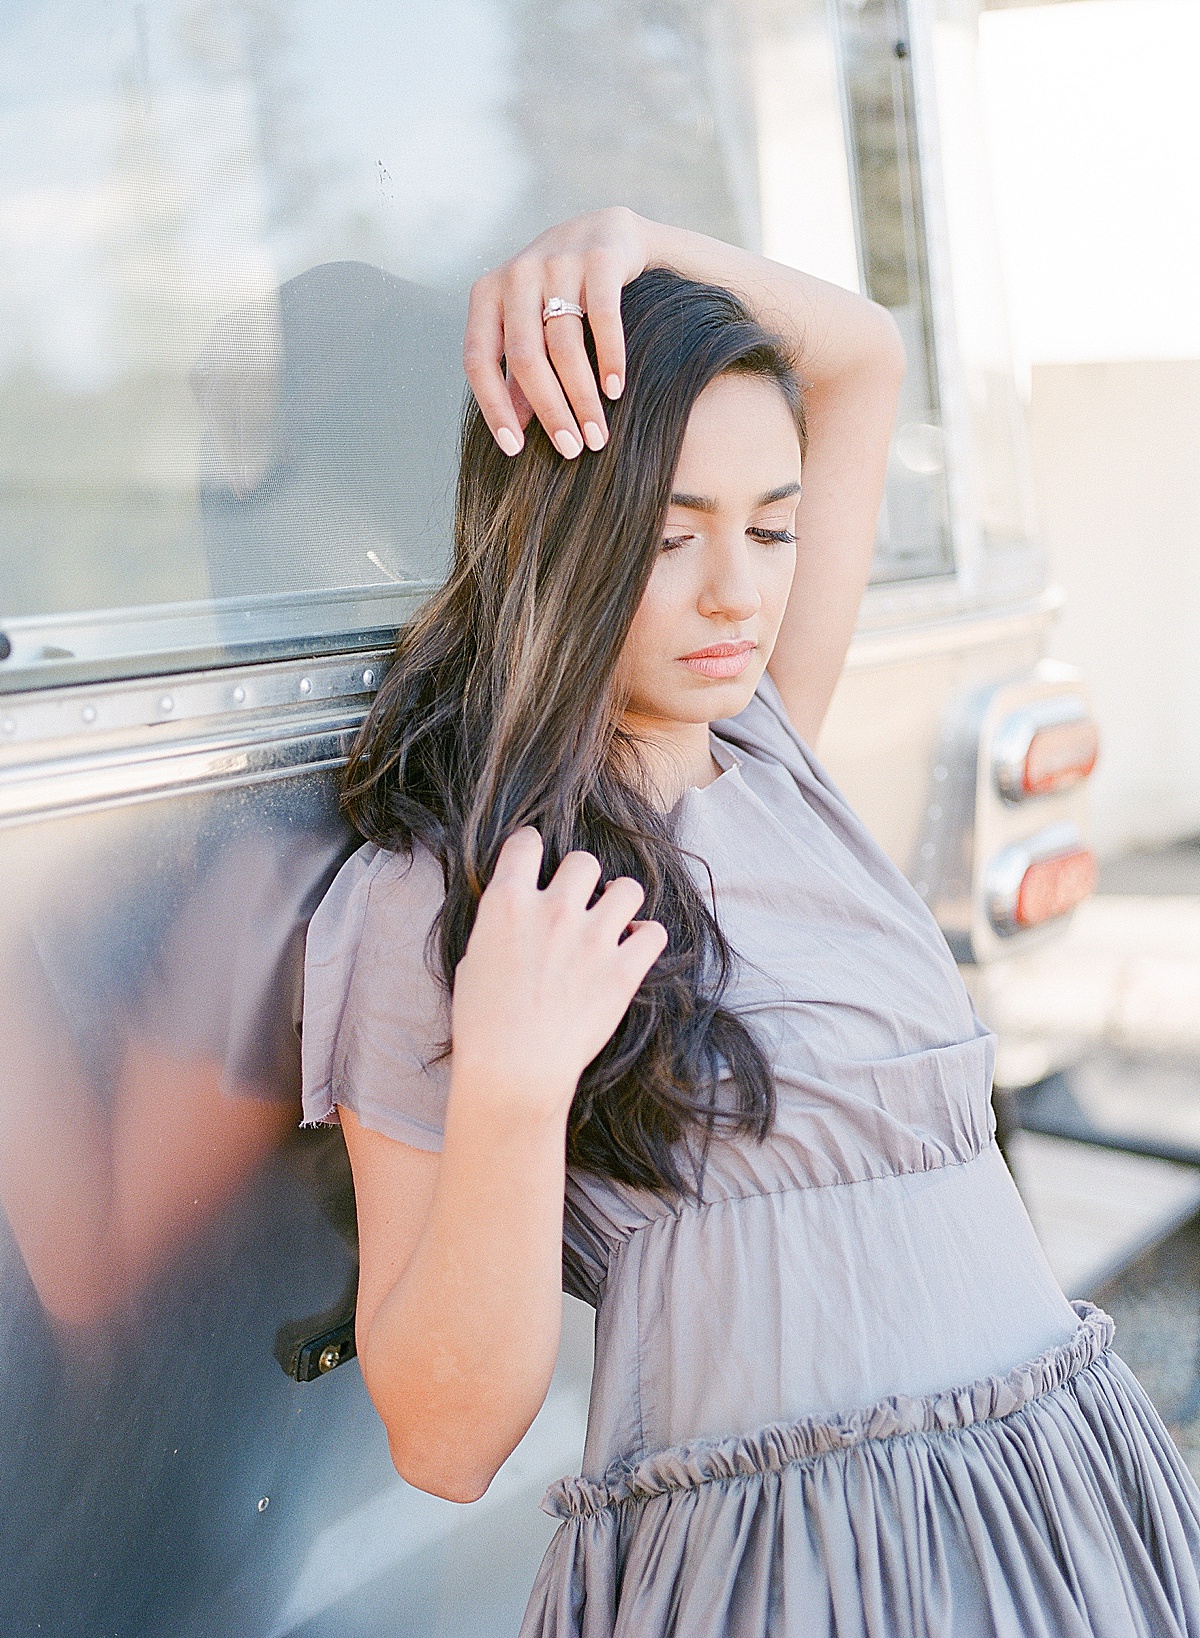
[0,651,391,824]
[0,674,594,1638]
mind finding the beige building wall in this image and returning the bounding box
[1028,359,1200,858]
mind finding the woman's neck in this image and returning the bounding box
[620,712,722,810]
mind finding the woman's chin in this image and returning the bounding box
[654,676,759,725]
[680,665,762,711]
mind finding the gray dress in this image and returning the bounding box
[302,675,1200,1637]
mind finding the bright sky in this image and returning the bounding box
[979,0,1200,374]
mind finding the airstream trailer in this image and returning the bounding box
[0,0,1097,1632]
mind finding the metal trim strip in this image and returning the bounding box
[0,712,362,826]
[0,650,389,763]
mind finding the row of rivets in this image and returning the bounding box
[0,661,383,744]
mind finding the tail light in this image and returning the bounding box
[986,823,1097,934]
[993,695,1099,801]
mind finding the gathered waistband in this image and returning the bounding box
[544,1302,1113,1520]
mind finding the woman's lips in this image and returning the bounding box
[678,640,755,680]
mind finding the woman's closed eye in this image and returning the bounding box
[660,525,796,551]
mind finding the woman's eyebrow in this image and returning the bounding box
[758,481,802,505]
[668,481,802,513]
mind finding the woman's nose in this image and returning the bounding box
[698,543,762,622]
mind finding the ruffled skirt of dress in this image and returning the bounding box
[519,1306,1200,1638]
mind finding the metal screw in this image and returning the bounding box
[159,695,174,713]
[933,764,948,782]
[257,1496,270,1513]
[920,841,936,861]
[233,686,246,704]
[363,668,376,689]
[299,677,312,695]
[0,632,11,661]
[82,705,97,724]
[317,1344,342,1374]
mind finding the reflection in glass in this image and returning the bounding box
[0,0,956,691]
[194,262,462,603]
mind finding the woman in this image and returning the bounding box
[302,209,1200,1635]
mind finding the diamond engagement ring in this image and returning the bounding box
[542,297,585,323]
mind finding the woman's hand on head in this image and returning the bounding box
[450,826,668,1125]
[463,207,653,462]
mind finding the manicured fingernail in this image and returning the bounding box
[582,421,607,451]
[495,426,521,457]
[604,374,623,400]
[554,430,582,459]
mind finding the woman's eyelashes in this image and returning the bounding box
[660,525,796,552]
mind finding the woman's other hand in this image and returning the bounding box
[463,206,651,461]
[451,826,667,1125]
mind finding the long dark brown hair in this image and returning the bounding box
[343,268,806,1195]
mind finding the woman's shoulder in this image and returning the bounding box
[306,838,445,963]
[301,837,450,1142]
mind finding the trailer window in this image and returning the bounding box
[0,0,949,694]
[834,0,955,582]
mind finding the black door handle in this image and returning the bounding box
[275,1263,358,1381]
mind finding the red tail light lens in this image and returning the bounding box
[1022,719,1099,797]
[1014,846,1097,927]
[986,823,1097,934]
[993,696,1099,802]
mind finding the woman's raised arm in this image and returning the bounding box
[463,208,905,744]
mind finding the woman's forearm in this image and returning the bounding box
[638,213,904,389]
[358,1072,570,1503]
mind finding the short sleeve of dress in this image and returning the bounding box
[301,840,452,1151]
